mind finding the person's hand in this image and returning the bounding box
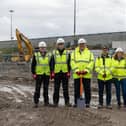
[50,71,55,79]
[76,71,81,76]
[81,71,88,75]
[103,73,106,78]
[32,74,37,79]
[66,72,70,78]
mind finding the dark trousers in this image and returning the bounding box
[34,75,49,104]
[113,78,126,106]
[53,73,69,105]
[98,79,112,106]
[74,78,91,105]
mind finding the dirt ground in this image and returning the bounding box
[0,77,125,126]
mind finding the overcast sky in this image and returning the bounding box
[0,0,126,40]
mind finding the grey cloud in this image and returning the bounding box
[0,0,126,40]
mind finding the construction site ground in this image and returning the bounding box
[0,75,126,126]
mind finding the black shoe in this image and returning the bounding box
[106,105,112,109]
[86,104,90,108]
[73,104,77,108]
[65,103,72,107]
[98,104,103,109]
[123,104,126,108]
[34,104,38,108]
[44,103,49,107]
[53,104,58,107]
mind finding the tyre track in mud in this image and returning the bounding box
[0,80,117,126]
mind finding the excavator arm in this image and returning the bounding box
[15,29,33,62]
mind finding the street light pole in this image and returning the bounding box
[9,10,14,40]
[74,0,77,46]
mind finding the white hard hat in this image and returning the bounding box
[56,38,65,44]
[78,38,87,44]
[115,47,124,53]
[38,41,47,48]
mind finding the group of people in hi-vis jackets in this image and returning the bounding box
[31,37,126,109]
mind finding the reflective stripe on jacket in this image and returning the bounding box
[112,58,126,80]
[95,56,112,81]
[71,47,94,79]
[53,50,69,73]
[35,52,50,75]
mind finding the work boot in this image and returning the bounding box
[98,104,103,109]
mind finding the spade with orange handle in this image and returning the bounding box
[77,75,85,108]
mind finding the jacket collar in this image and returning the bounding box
[75,47,88,52]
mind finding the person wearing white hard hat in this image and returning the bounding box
[115,47,124,53]
[71,38,94,107]
[78,38,87,44]
[31,41,51,107]
[112,47,126,108]
[50,38,71,107]
[78,38,87,51]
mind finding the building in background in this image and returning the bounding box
[0,31,126,49]
[112,41,126,53]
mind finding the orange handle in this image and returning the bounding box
[80,77,83,96]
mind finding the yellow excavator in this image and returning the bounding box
[11,29,33,62]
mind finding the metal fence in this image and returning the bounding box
[0,62,98,84]
[0,62,32,79]
[0,45,100,81]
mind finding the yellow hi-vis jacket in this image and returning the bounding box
[71,47,94,79]
[112,58,126,80]
[35,52,51,75]
[53,50,69,73]
[95,56,112,81]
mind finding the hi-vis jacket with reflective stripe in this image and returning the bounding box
[71,47,94,79]
[53,50,69,73]
[95,56,112,81]
[112,58,126,80]
[35,52,51,75]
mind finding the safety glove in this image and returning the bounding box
[66,72,70,78]
[32,74,37,80]
[51,71,55,79]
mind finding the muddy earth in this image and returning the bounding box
[0,76,125,126]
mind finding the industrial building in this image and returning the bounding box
[0,31,126,49]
